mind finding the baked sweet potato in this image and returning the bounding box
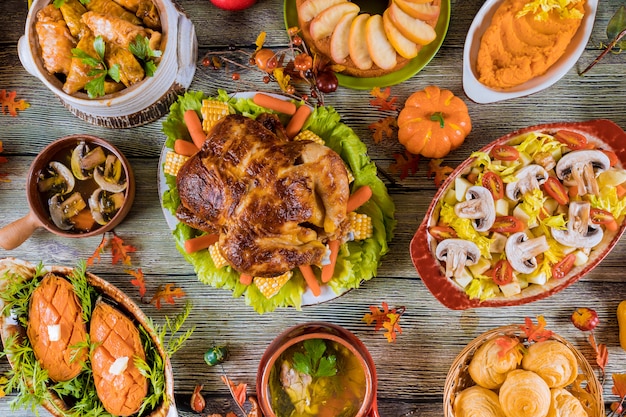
[27,273,88,382]
[90,300,148,416]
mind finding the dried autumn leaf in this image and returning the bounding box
[273,67,291,93]
[0,90,30,117]
[362,301,392,331]
[363,302,405,342]
[150,283,186,308]
[383,313,402,342]
[126,268,146,298]
[519,316,553,343]
[87,234,108,266]
[427,159,454,187]
[368,116,397,144]
[494,336,524,362]
[588,332,608,377]
[110,233,136,265]
[369,87,398,111]
[221,375,248,407]
[389,151,420,180]
[255,31,267,51]
[613,373,626,399]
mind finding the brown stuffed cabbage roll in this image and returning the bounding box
[106,44,145,87]
[81,11,162,51]
[112,0,161,30]
[58,0,87,38]
[35,5,75,76]
[86,0,142,25]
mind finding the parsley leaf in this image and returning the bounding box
[129,35,162,77]
[72,36,122,98]
[292,339,337,378]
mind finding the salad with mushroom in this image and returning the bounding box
[430,128,626,301]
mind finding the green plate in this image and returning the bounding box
[283,0,451,90]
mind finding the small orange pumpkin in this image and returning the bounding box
[397,85,472,158]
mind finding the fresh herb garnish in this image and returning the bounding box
[71,36,121,98]
[292,339,337,378]
[129,35,162,77]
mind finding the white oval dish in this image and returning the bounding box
[18,0,197,128]
[462,0,598,104]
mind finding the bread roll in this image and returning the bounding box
[90,301,148,416]
[522,340,578,388]
[499,369,551,417]
[547,388,588,417]
[27,273,88,382]
[453,385,506,417]
[468,336,521,389]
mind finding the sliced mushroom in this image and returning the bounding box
[551,201,604,248]
[435,239,481,279]
[37,161,75,195]
[505,164,549,201]
[94,154,127,193]
[49,192,87,230]
[454,186,496,232]
[505,232,550,274]
[555,150,610,196]
[89,188,125,226]
[71,141,107,180]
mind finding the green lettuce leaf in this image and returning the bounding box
[161,90,395,313]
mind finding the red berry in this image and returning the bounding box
[611,401,623,414]
[316,70,338,93]
[232,73,240,81]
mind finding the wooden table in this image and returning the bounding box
[1,0,626,415]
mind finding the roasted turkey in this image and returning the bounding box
[176,113,350,277]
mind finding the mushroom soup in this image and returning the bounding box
[36,140,128,233]
[429,129,626,301]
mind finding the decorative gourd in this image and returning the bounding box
[397,85,472,158]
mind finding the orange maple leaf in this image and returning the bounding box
[110,233,136,265]
[87,235,108,266]
[221,375,247,407]
[588,332,608,378]
[362,301,392,331]
[389,151,420,180]
[383,313,402,343]
[613,374,626,399]
[427,159,454,187]
[494,336,525,363]
[363,302,405,342]
[0,90,29,117]
[368,116,397,144]
[369,87,398,111]
[150,283,185,308]
[126,268,146,298]
[519,316,553,343]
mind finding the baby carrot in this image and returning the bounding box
[253,93,297,115]
[617,184,626,199]
[286,105,312,138]
[321,240,340,283]
[346,185,373,213]
[174,139,200,157]
[298,265,321,297]
[184,233,219,253]
[184,109,207,149]
[240,273,253,285]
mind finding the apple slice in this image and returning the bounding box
[330,11,358,63]
[349,13,373,70]
[366,14,397,70]
[388,2,437,45]
[309,2,360,41]
[383,9,419,59]
[393,0,440,20]
[298,0,347,22]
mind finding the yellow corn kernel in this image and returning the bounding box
[201,100,230,133]
[163,151,189,176]
[294,129,325,145]
[345,166,354,183]
[254,271,293,299]
[347,211,373,241]
[209,243,229,269]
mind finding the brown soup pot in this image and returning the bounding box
[0,135,135,250]
[257,322,380,417]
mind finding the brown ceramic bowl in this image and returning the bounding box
[257,322,380,417]
[0,134,135,250]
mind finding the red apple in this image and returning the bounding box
[210,0,256,11]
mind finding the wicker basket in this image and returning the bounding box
[443,325,604,417]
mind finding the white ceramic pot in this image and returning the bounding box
[18,0,197,128]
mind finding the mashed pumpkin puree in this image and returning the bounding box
[476,0,585,89]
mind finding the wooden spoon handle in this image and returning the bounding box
[0,211,43,250]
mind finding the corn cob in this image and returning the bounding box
[163,151,189,176]
[209,242,229,269]
[294,129,325,145]
[201,100,230,133]
[347,211,373,241]
[254,271,293,299]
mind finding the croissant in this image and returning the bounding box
[453,386,506,417]
[468,336,521,389]
[547,388,588,417]
[499,369,551,417]
[521,340,578,388]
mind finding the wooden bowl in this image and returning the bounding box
[411,119,626,309]
[0,258,177,417]
[444,325,604,417]
[0,134,135,250]
[18,0,196,128]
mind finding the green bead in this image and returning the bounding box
[204,346,228,366]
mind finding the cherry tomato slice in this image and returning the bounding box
[542,177,569,205]
[428,225,457,241]
[490,216,525,233]
[490,145,520,161]
[552,252,576,280]
[482,172,504,200]
[492,260,513,286]
[590,208,619,231]
[554,130,588,150]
